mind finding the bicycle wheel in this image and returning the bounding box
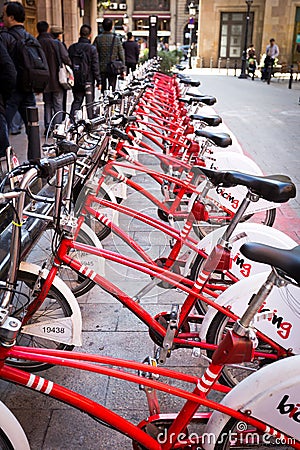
[193,207,276,239]
[7,268,74,372]
[0,401,30,450]
[206,311,276,388]
[0,429,14,450]
[75,184,116,241]
[26,223,100,298]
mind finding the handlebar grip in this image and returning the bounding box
[112,128,133,144]
[37,153,77,178]
[89,116,106,129]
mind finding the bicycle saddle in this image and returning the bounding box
[189,114,222,127]
[197,168,296,203]
[189,95,217,106]
[240,242,300,284]
[179,78,201,87]
[195,130,232,147]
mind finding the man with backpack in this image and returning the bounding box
[68,24,101,120]
[0,41,17,164]
[37,21,71,136]
[0,1,49,159]
[93,18,125,93]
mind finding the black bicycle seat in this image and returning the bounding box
[195,130,232,147]
[189,114,222,127]
[189,95,217,106]
[179,78,201,87]
[240,242,300,284]
[197,168,296,203]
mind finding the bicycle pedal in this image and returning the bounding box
[138,356,159,391]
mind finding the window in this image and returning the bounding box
[134,18,170,32]
[134,0,170,11]
[219,11,254,60]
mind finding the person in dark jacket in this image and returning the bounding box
[68,24,101,119]
[0,40,17,159]
[0,1,36,159]
[37,20,71,135]
[93,18,125,93]
[123,32,139,74]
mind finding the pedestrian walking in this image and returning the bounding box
[93,18,125,93]
[50,25,68,120]
[37,20,71,135]
[261,38,279,81]
[68,24,101,120]
[0,40,17,162]
[0,1,40,159]
[123,31,139,74]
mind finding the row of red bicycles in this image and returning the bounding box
[0,58,299,449]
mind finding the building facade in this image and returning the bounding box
[1,0,299,67]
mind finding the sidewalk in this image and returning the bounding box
[1,72,299,449]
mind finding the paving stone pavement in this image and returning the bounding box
[0,69,299,449]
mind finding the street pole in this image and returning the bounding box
[188,2,196,70]
[149,15,158,59]
[239,0,253,79]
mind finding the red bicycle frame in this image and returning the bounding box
[0,343,298,449]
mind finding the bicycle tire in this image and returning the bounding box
[206,311,276,388]
[0,429,14,450]
[26,224,99,298]
[75,185,114,241]
[7,268,74,372]
[193,207,276,239]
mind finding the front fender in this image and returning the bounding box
[19,262,82,347]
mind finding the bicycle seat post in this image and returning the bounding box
[235,268,285,332]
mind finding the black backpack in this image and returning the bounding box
[9,29,50,93]
[70,43,90,89]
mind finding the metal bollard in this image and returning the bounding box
[234,60,237,77]
[226,58,230,76]
[210,57,213,71]
[218,57,222,72]
[288,65,294,89]
[27,106,41,160]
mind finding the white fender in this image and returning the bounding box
[88,179,120,224]
[199,271,300,354]
[19,262,82,347]
[189,223,297,283]
[203,356,300,449]
[196,151,277,214]
[0,400,30,449]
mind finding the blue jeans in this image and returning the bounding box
[70,83,95,120]
[5,90,36,135]
[43,89,64,131]
[5,90,36,159]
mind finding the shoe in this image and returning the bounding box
[10,130,22,135]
